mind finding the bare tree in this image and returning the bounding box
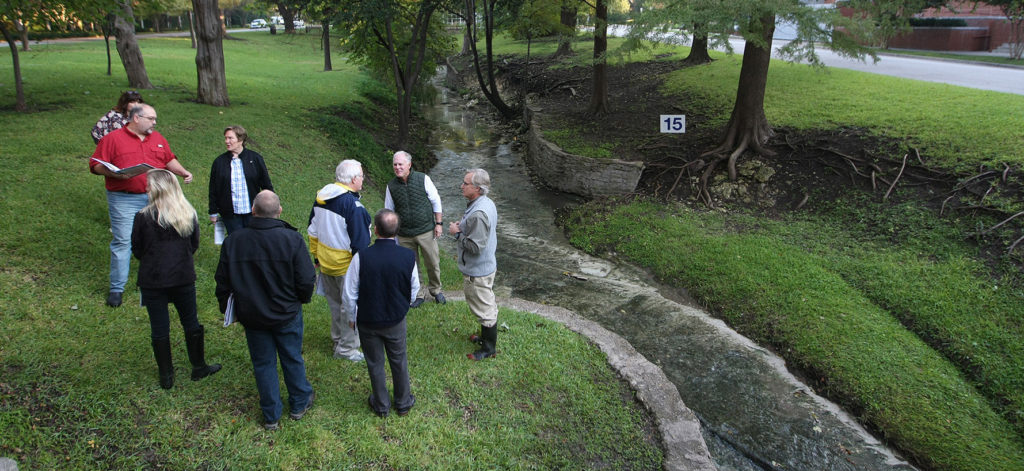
[193,0,230,106]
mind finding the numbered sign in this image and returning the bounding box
[660,115,686,133]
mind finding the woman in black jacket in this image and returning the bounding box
[132,169,221,389]
[208,125,274,235]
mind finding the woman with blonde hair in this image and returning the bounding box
[132,169,221,389]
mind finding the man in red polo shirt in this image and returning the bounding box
[91,103,193,307]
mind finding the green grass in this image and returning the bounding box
[0,32,661,468]
[565,198,1024,470]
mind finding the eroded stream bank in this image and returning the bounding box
[424,82,915,470]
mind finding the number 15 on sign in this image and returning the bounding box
[660,115,686,133]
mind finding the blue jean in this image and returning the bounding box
[107,190,148,292]
[221,213,251,235]
[360,319,413,415]
[244,310,314,423]
[141,284,201,339]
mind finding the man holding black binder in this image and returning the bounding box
[90,103,193,307]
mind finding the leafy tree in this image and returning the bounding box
[336,0,454,148]
[193,0,230,105]
[507,0,560,83]
[988,0,1024,59]
[306,0,337,70]
[843,0,949,49]
[0,0,29,111]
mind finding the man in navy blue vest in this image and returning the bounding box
[343,209,420,417]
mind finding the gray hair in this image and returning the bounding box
[335,159,363,184]
[393,150,412,164]
[466,168,490,195]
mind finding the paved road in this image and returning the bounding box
[608,25,1024,96]
[733,37,1024,96]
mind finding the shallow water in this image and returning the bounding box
[425,83,916,471]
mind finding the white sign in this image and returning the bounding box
[660,115,686,133]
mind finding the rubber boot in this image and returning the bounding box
[467,325,497,361]
[468,325,484,345]
[151,337,174,389]
[185,326,222,381]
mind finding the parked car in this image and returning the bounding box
[294,19,305,28]
[250,19,267,28]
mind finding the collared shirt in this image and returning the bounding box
[90,127,176,193]
[230,155,251,215]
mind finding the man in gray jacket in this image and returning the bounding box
[448,168,499,361]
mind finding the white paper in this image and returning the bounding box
[223,294,235,327]
[214,221,226,245]
[91,157,120,172]
[315,270,327,297]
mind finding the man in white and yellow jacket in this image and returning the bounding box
[308,159,372,362]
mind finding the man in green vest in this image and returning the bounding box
[384,151,445,308]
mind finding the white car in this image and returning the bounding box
[250,19,267,28]
[294,20,305,28]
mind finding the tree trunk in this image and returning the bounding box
[684,24,712,65]
[1,22,27,112]
[705,14,776,180]
[322,19,332,71]
[113,1,154,89]
[103,15,114,76]
[460,27,471,56]
[553,3,576,58]
[154,15,161,33]
[16,20,29,52]
[193,0,230,106]
[188,9,197,49]
[277,3,296,34]
[587,0,609,116]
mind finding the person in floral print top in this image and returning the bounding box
[91,90,143,143]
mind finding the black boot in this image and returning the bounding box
[467,325,497,361]
[468,325,484,345]
[151,337,174,389]
[185,326,222,381]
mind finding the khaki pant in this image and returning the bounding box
[398,230,442,298]
[321,272,360,357]
[463,272,497,328]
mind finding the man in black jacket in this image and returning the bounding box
[215,190,316,430]
[342,209,420,417]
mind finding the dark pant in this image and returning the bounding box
[244,311,314,423]
[142,284,201,339]
[359,319,412,414]
[222,213,252,235]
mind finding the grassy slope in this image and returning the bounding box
[485,35,1024,470]
[0,33,661,468]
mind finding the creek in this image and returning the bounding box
[424,80,916,470]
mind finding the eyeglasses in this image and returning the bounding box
[139,115,157,122]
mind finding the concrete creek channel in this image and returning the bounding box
[423,76,916,471]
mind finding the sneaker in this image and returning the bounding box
[264,421,279,431]
[106,291,123,307]
[334,351,365,362]
[434,293,446,305]
[290,391,316,420]
[410,298,425,308]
